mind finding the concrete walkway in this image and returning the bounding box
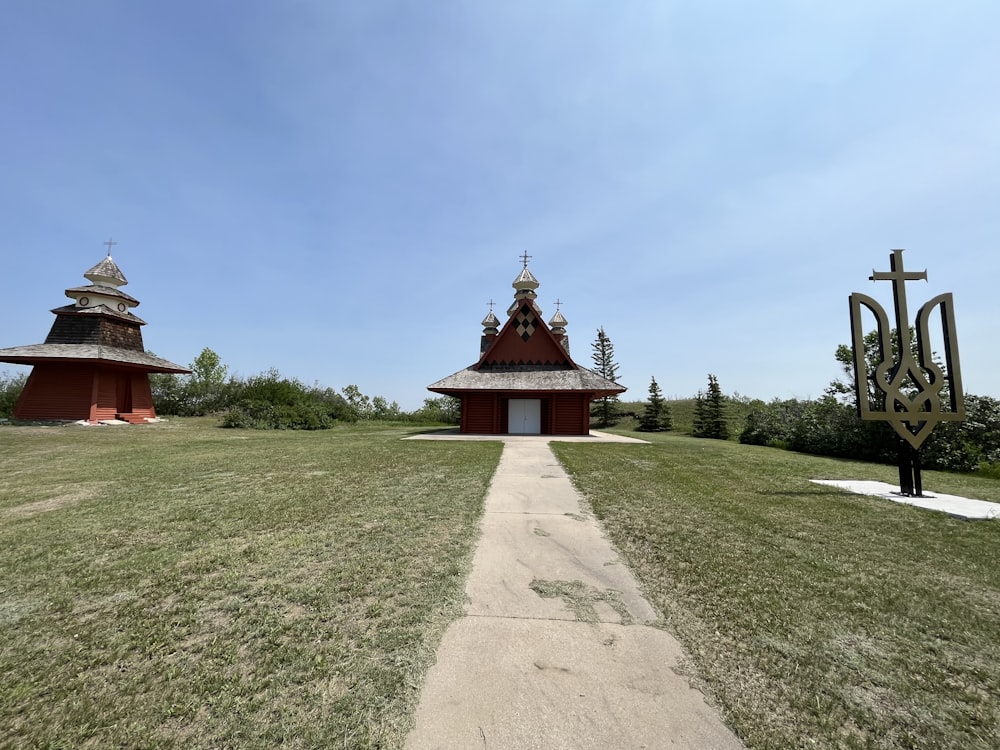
[404,434,744,749]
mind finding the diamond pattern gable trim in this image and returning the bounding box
[514,304,537,341]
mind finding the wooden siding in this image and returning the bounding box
[92,371,118,422]
[129,375,155,417]
[13,364,158,422]
[552,393,589,435]
[458,392,590,435]
[14,365,95,421]
[462,393,496,433]
[478,302,572,368]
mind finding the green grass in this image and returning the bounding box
[7,419,999,749]
[0,418,502,749]
[552,432,1000,750]
[615,396,755,436]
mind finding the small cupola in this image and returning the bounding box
[511,252,540,308]
[480,304,501,356]
[482,309,500,334]
[84,255,128,287]
[65,247,140,316]
[549,302,570,353]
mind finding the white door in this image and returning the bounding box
[508,399,541,434]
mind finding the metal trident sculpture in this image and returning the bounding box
[849,249,965,496]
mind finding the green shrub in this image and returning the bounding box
[976,462,1000,480]
[0,371,27,418]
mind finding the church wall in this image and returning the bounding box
[462,393,497,433]
[479,305,570,367]
[92,371,119,422]
[481,332,569,366]
[12,364,157,422]
[551,393,590,435]
[129,374,156,418]
[457,392,592,435]
[14,364,95,421]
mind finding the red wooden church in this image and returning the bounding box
[0,249,189,423]
[428,258,625,435]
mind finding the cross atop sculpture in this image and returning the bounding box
[870,249,927,344]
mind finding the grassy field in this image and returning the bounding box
[553,432,1000,750]
[5,420,1000,749]
[0,419,501,749]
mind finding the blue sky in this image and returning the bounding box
[2,1,998,410]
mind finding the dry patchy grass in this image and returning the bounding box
[553,433,1000,750]
[0,419,501,749]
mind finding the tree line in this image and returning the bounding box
[738,336,1000,476]
[591,327,1000,477]
[2,331,998,478]
[150,348,460,429]
[0,348,459,430]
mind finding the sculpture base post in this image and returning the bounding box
[897,440,923,497]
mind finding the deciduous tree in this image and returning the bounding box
[186,347,231,414]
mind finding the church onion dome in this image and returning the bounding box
[512,267,539,292]
[481,310,500,332]
[548,309,568,333]
[512,268,540,303]
[84,256,128,287]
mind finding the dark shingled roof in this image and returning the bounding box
[428,365,624,396]
[50,304,146,325]
[0,344,190,373]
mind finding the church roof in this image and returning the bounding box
[50,303,146,325]
[0,343,190,373]
[64,284,139,305]
[513,267,539,291]
[84,256,128,286]
[428,364,623,396]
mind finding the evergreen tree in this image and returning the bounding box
[692,373,728,439]
[691,390,707,437]
[638,376,672,432]
[590,327,621,427]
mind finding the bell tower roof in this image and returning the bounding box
[84,256,128,287]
